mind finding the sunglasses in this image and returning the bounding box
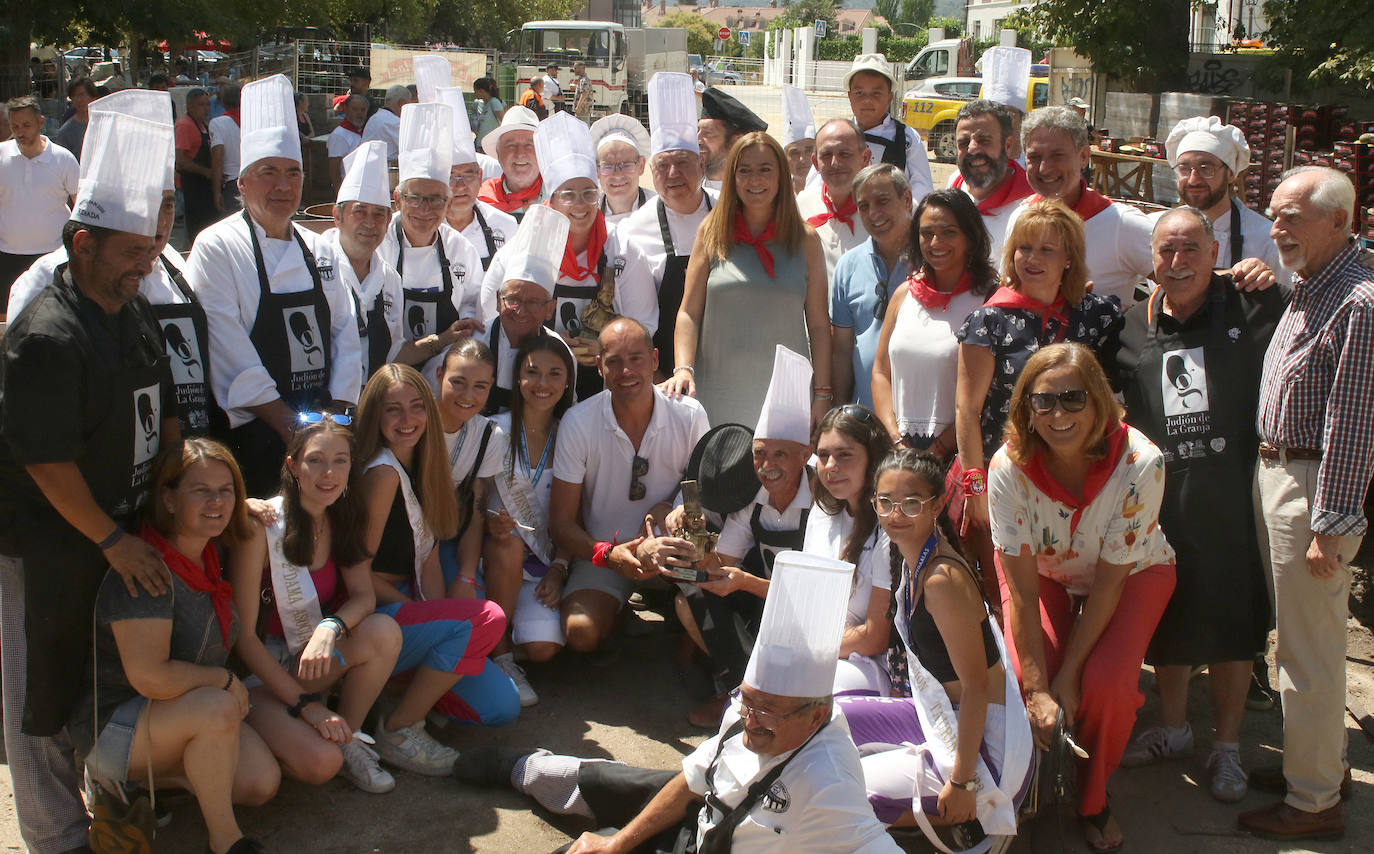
[629,454,650,501]
[831,403,879,428]
[1028,389,1090,415]
[298,411,353,427]
[873,494,937,518]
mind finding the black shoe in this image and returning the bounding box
[453,745,538,788]
[1247,656,1277,711]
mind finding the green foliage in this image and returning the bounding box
[928,17,962,38]
[1019,0,1191,88]
[1263,0,1374,90]
[774,0,840,36]
[656,11,717,57]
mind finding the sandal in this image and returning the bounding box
[1082,805,1124,854]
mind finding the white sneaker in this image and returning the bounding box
[1206,748,1248,803]
[495,653,539,707]
[1120,723,1194,767]
[339,737,396,793]
[374,717,459,776]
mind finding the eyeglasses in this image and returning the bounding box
[597,161,640,175]
[1028,389,1090,415]
[500,293,551,311]
[297,411,353,427]
[449,170,482,186]
[629,454,650,501]
[398,192,449,210]
[830,403,880,428]
[552,188,602,206]
[651,153,697,174]
[873,494,936,518]
[728,687,817,726]
[1172,163,1222,181]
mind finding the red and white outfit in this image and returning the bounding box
[951,160,1033,265]
[796,182,868,278]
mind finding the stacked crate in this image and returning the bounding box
[1225,99,1294,213]
[1292,120,1374,241]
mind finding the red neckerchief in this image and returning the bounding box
[733,210,777,277]
[479,175,544,213]
[224,108,241,127]
[339,119,364,135]
[557,208,608,282]
[806,186,858,234]
[906,269,973,311]
[1027,179,1111,222]
[954,160,1033,215]
[1017,422,1130,535]
[984,285,1071,336]
[139,523,234,649]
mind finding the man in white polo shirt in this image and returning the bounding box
[550,317,710,653]
[0,95,79,312]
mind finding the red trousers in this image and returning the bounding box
[996,559,1176,815]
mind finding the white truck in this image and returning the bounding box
[505,21,687,119]
[903,32,976,81]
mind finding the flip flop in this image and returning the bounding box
[1082,804,1124,854]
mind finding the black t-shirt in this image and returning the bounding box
[374,487,416,576]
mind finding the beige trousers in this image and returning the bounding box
[1256,455,1363,813]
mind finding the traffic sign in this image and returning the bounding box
[816,20,828,39]
[739,31,750,47]
[718,26,731,41]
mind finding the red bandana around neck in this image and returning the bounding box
[733,210,777,277]
[984,285,1071,335]
[139,523,234,649]
[339,119,364,135]
[1028,179,1111,222]
[806,186,858,234]
[1018,422,1130,535]
[906,269,973,312]
[557,208,609,282]
[479,175,544,213]
[225,108,241,127]
[955,160,1033,215]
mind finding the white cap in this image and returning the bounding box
[535,111,597,194]
[502,205,569,296]
[844,53,895,89]
[1165,115,1251,176]
[239,74,301,175]
[435,86,478,165]
[981,46,1032,113]
[781,85,816,148]
[89,88,175,191]
[743,551,854,697]
[413,54,451,104]
[337,140,392,208]
[71,111,170,238]
[590,114,650,158]
[480,104,541,158]
[398,102,454,185]
[648,72,699,156]
[754,345,813,444]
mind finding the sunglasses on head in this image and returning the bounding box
[1028,389,1090,415]
[298,411,353,427]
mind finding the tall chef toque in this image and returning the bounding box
[981,46,1032,114]
[648,72,700,156]
[502,205,570,296]
[239,73,300,175]
[1165,115,1251,177]
[398,101,455,185]
[89,88,175,192]
[436,86,479,166]
[412,54,451,104]
[534,111,597,194]
[781,84,816,147]
[743,550,855,697]
[754,345,813,445]
[337,140,391,208]
[71,111,172,237]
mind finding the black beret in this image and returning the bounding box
[700,87,768,135]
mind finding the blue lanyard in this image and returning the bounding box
[520,424,556,487]
[902,533,940,619]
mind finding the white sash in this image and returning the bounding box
[896,568,1033,853]
[493,455,554,566]
[366,449,434,598]
[262,495,324,655]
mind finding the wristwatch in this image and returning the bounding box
[287,692,324,718]
[949,777,979,792]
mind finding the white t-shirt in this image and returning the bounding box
[617,190,716,290]
[0,138,79,255]
[803,506,892,627]
[795,183,870,283]
[208,115,241,181]
[326,124,363,161]
[681,707,904,854]
[487,411,554,514]
[9,244,187,319]
[321,227,404,385]
[889,288,986,440]
[988,425,1176,596]
[362,109,401,162]
[1003,197,1155,305]
[553,389,709,542]
[444,413,508,484]
[456,200,518,267]
[717,479,814,562]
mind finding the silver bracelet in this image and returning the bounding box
[673,365,695,375]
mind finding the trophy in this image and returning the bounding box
[668,480,714,582]
[578,262,619,340]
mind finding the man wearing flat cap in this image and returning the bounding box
[698,87,767,192]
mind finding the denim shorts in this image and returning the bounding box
[85,695,149,785]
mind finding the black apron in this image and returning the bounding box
[653,196,712,362]
[150,254,220,436]
[394,220,463,341]
[551,251,612,401]
[231,212,333,496]
[21,269,170,735]
[179,119,215,236]
[1116,277,1274,664]
[350,277,391,383]
[742,503,809,577]
[1226,198,1245,267]
[473,205,501,271]
[864,120,908,170]
[601,188,647,220]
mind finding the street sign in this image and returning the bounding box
[816,20,827,39]
[718,26,731,41]
[739,31,750,47]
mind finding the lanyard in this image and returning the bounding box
[902,533,940,619]
[448,420,470,470]
[519,423,556,487]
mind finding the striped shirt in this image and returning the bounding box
[1257,243,1374,536]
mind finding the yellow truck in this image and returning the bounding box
[901,75,1049,162]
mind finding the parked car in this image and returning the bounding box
[63,46,106,72]
[903,76,983,101]
[707,63,741,85]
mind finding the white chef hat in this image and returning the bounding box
[71,111,170,238]
[981,46,1031,114]
[239,74,301,175]
[413,54,451,104]
[535,111,597,193]
[590,114,651,158]
[435,86,478,166]
[743,551,854,698]
[1165,115,1251,176]
[781,84,816,148]
[337,140,392,208]
[89,88,175,192]
[648,72,699,156]
[501,205,569,296]
[398,101,455,185]
[754,345,813,445]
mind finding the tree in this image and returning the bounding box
[775,0,839,37]
[657,11,718,57]
[876,0,934,29]
[1020,0,1192,90]
[1264,0,1374,90]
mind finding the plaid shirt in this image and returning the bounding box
[1257,242,1374,536]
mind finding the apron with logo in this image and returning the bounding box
[149,254,221,436]
[394,220,463,342]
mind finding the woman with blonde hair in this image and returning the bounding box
[356,364,519,774]
[990,343,1175,853]
[665,131,832,429]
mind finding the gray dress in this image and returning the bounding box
[695,241,811,428]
